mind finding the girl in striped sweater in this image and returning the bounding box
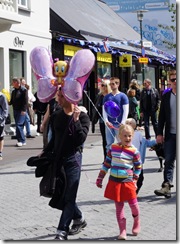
[96,124,142,240]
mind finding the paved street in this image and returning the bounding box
[0,126,176,242]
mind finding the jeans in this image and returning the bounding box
[105,125,120,152]
[143,111,158,139]
[57,151,83,233]
[163,134,176,186]
[25,112,31,136]
[13,110,26,143]
[137,138,156,192]
[140,138,156,164]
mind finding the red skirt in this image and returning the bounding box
[104,180,137,202]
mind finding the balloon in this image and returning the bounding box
[62,77,83,104]
[29,47,95,104]
[30,46,58,103]
[104,101,120,118]
[54,60,69,85]
[1,88,11,102]
[37,78,58,103]
[62,49,95,104]
[30,46,56,81]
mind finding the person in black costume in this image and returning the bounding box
[43,88,90,240]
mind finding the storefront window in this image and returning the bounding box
[97,61,111,79]
[9,50,24,88]
[132,65,155,89]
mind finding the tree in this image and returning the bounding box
[158,3,176,50]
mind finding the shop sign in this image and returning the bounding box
[143,41,152,48]
[97,53,112,63]
[119,54,132,67]
[13,36,24,47]
[139,57,149,63]
[64,45,82,57]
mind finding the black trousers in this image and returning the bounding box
[136,168,144,194]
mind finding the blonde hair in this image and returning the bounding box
[129,79,139,89]
[168,69,176,79]
[100,79,112,94]
[119,124,134,136]
[125,118,137,130]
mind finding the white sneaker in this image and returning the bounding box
[16,142,22,147]
[16,142,26,147]
[36,132,40,136]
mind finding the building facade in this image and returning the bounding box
[0,0,51,93]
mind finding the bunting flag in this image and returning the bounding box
[102,37,110,53]
[56,35,176,65]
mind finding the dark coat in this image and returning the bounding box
[157,90,173,141]
[140,87,160,113]
[91,93,104,133]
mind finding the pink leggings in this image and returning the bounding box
[115,198,140,222]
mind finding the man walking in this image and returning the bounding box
[9,77,28,147]
[140,78,160,139]
[154,70,176,198]
[103,77,129,152]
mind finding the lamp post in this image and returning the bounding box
[134,10,148,84]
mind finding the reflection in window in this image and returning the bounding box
[9,50,24,89]
[97,62,111,79]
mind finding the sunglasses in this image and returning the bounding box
[170,78,176,82]
[110,82,118,86]
[101,84,107,87]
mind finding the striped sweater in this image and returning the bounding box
[99,143,142,183]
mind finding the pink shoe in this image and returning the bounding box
[132,215,140,236]
[118,218,127,240]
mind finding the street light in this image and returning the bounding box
[134,10,148,84]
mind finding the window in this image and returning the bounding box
[18,0,28,9]
[97,62,111,79]
[9,50,24,87]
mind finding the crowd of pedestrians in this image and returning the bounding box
[0,69,176,240]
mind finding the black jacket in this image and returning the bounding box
[9,86,28,111]
[157,90,174,141]
[44,109,90,157]
[140,88,160,113]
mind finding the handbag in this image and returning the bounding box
[5,113,11,124]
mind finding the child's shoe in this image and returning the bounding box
[118,218,127,240]
[132,215,140,235]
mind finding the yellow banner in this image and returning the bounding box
[139,57,149,63]
[64,45,82,57]
[97,53,112,63]
[119,54,132,67]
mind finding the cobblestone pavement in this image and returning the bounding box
[0,126,177,242]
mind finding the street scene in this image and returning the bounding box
[0,0,176,242]
[0,126,176,241]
